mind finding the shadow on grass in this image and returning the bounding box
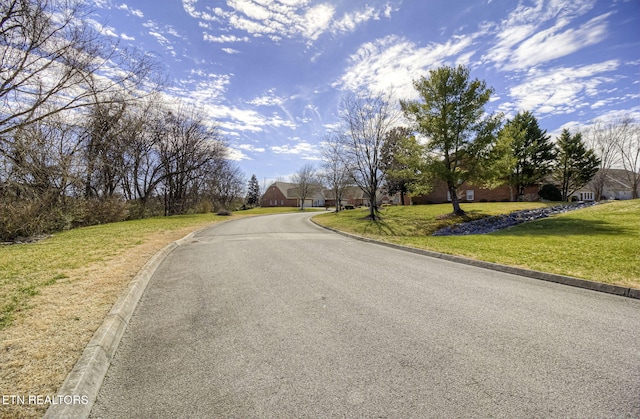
[361,218,397,236]
[493,216,634,237]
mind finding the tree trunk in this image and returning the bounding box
[449,185,464,215]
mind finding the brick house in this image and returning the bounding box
[260,182,325,208]
[323,186,371,208]
[412,180,541,204]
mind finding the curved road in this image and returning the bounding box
[91,212,640,418]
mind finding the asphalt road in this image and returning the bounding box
[90,212,640,418]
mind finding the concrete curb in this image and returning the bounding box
[311,218,640,300]
[43,228,205,419]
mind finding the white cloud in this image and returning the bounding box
[334,34,475,97]
[271,141,316,156]
[482,0,607,70]
[87,19,119,37]
[237,143,266,153]
[117,4,144,18]
[500,60,620,116]
[204,33,250,43]
[503,13,610,70]
[301,4,335,40]
[226,148,251,161]
[332,5,379,34]
[248,89,286,106]
[183,0,394,43]
[222,47,240,54]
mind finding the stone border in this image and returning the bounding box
[43,229,206,419]
[311,218,640,300]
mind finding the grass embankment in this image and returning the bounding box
[314,201,640,289]
[0,207,296,419]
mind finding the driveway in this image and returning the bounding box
[90,212,640,418]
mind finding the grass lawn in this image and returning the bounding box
[313,200,640,289]
[0,213,219,330]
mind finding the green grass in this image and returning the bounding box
[313,201,640,288]
[0,213,226,330]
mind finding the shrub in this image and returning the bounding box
[538,184,563,201]
[80,197,129,226]
[193,200,214,214]
[216,209,232,216]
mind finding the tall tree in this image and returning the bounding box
[339,91,400,220]
[494,111,555,201]
[159,108,226,216]
[401,65,501,215]
[246,174,260,207]
[204,158,245,211]
[320,132,351,212]
[0,0,161,137]
[616,118,640,199]
[291,163,318,210]
[585,118,624,201]
[380,127,430,205]
[553,128,600,201]
[82,98,128,199]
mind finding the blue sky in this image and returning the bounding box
[89,0,640,185]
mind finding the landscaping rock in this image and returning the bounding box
[432,202,597,236]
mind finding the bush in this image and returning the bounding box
[193,200,214,214]
[538,184,563,201]
[0,194,75,241]
[216,209,232,216]
[80,197,129,226]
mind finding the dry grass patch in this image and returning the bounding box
[0,217,224,419]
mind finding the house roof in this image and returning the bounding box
[599,169,639,191]
[323,185,368,200]
[268,182,324,199]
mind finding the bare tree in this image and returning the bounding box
[339,91,400,219]
[82,96,128,199]
[0,0,162,137]
[0,114,85,239]
[205,158,245,211]
[291,162,318,210]
[616,117,640,199]
[320,132,351,211]
[586,118,624,200]
[159,108,226,216]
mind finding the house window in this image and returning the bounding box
[466,190,475,201]
[580,192,594,201]
[281,200,284,205]
[270,200,273,206]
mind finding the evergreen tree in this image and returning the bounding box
[553,129,600,201]
[246,174,260,207]
[380,127,430,204]
[495,111,555,200]
[401,65,501,215]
